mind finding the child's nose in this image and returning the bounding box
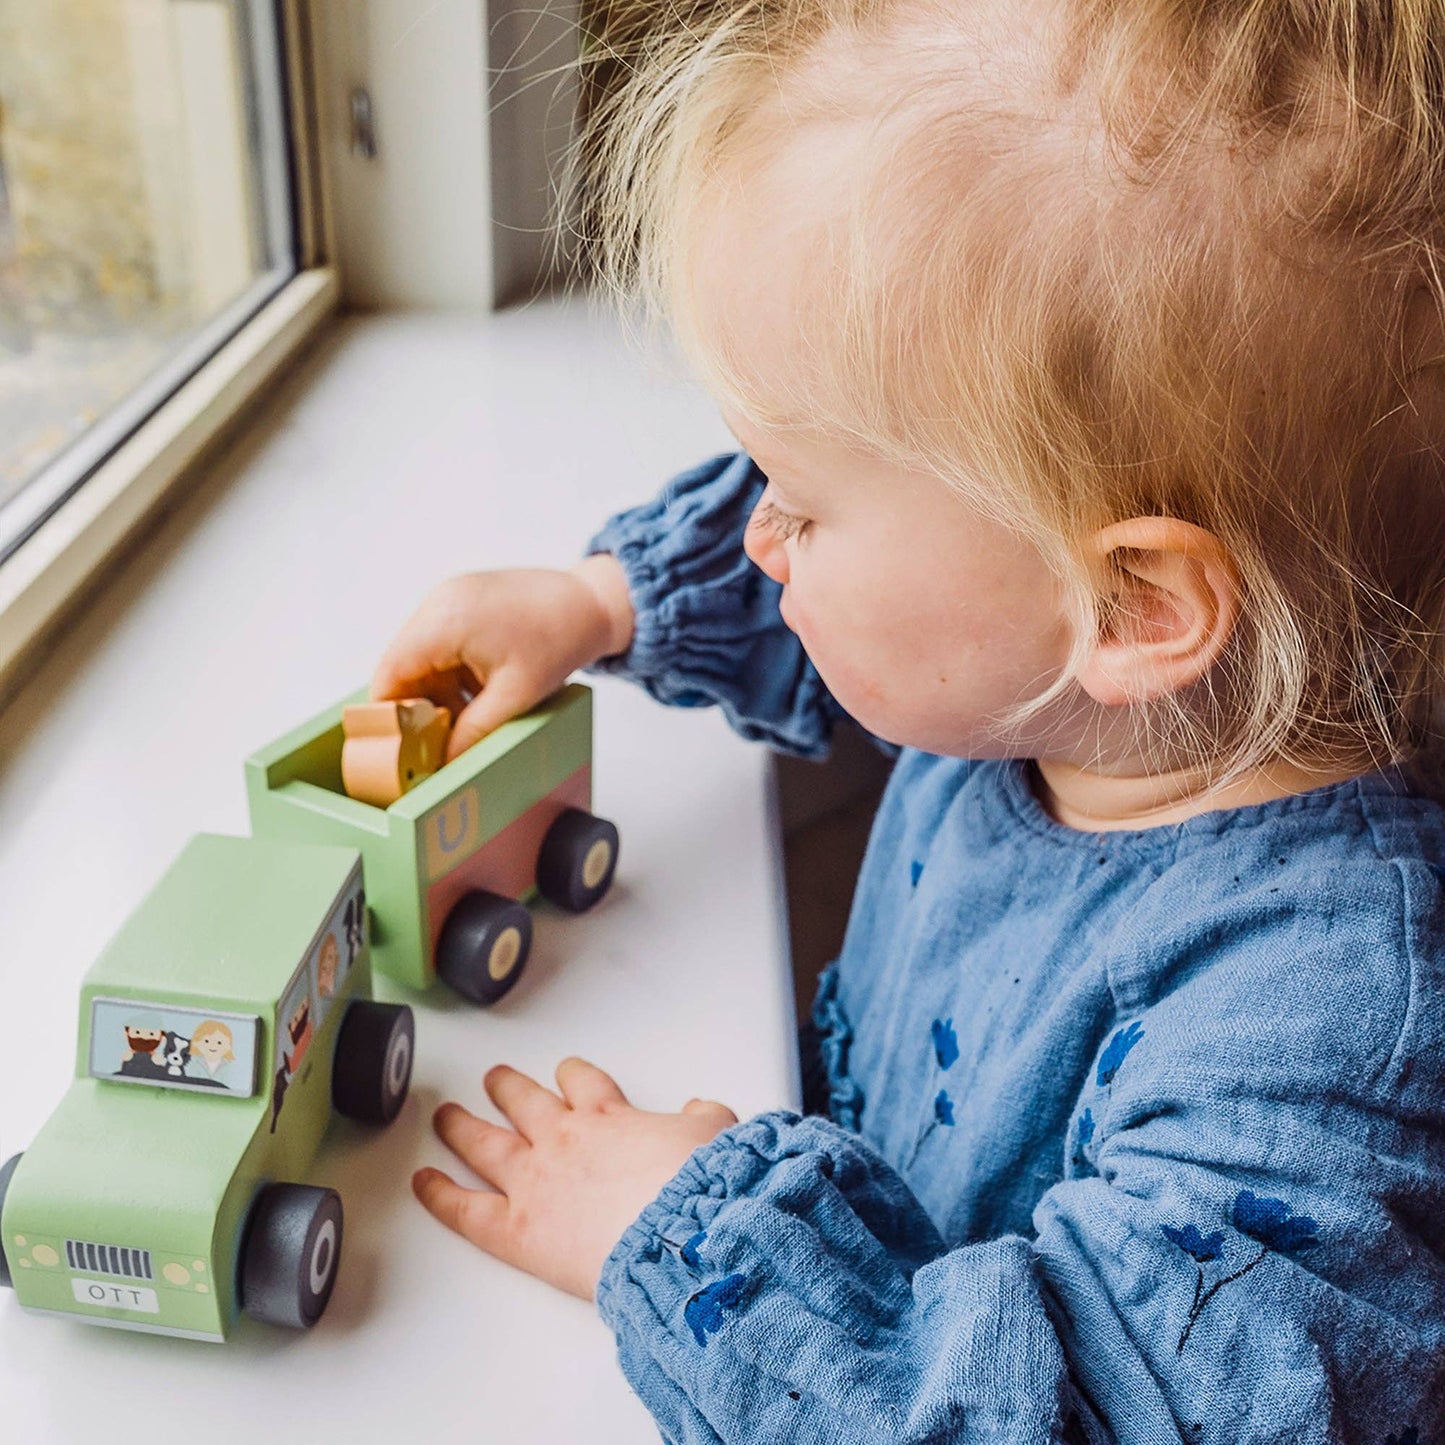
[744,506,790,586]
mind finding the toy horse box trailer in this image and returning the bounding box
[245,682,619,1006]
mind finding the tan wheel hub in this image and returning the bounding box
[488,926,523,981]
[582,839,612,890]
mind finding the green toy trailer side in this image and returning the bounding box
[245,682,619,1004]
[0,834,414,1340]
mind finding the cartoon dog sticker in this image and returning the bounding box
[343,894,365,966]
[156,1030,191,1078]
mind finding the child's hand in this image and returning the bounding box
[371,555,634,760]
[413,1058,738,1300]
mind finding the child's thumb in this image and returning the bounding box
[446,667,536,760]
[681,1098,739,1127]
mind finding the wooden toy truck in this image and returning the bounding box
[245,683,619,1005]
[0,835,414,1339]
[0,684,612,1341]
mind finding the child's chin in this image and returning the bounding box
[808,653,946,750]
[821,680,909,748]
[838,695,995,757]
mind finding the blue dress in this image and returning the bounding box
[587,451,1445,1445]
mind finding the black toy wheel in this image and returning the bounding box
[535,808,620,913]
[436,889,533,1005]
[240,1183,343,1330]
[0,1154,22,1289]
[332,1000,414,1125]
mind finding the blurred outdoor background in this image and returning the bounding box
[0,0,286,509]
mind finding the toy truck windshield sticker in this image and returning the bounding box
[89,1000,260,1097]
[270,875,366,1133]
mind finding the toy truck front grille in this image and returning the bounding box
[66,1239,154,1281]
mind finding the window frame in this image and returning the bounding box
[0,0,339,708]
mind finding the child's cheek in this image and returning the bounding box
[802,632,891,726]
[780,567,896,727]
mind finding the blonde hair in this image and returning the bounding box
[574,0,1445,789]
[190,1022,235,1063]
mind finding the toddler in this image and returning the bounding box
[381,1,1445,1439]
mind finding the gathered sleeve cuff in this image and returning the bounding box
[586,452,846,759]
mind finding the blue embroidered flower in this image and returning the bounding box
[931,1018,959,1070]
[934,1090,955,1126]
[684,1274,750,1346]
[1162,1223,1226,1263]
[1233,1191,1319,1253]
[1069,1107,1098,1174]
[1169,1190,1321,1354]
[1096,1021,1145,1086]
[680,1230,707,1269]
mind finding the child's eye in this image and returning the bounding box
[752,499,811,543]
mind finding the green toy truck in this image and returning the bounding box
[245,682,620,1004]
[0,683,612,1341]
[0,834,414,1339]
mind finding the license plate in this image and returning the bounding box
[71,1278,160,1314]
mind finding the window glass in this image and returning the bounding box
[0,0,295,560]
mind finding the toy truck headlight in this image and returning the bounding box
[9,1236,62,1270]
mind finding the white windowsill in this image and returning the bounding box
[0,295,796,1442]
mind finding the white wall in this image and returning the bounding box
[313,0,493,309]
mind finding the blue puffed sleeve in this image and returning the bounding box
[586,451,846,759]
[596,1112,1072,1444]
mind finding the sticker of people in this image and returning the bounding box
[316,934,340,1002]
[270,977,317,1133]
[115,1015,168,1078]
[95,1000,258,1097]
[188,1020,236,1087]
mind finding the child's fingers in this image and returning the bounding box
[412,1167,509,1253]
[370,657,413,703]
[555,1056,628,1112]
[373,662,472,716]
[484,1064,564,1141]
[432,1102,523,1185]
[372,648,475,710]
[370,630,448,703]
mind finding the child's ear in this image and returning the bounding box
[1074,517,1240,707]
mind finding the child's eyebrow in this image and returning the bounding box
[757,472,808,508]
[718,412,813,503]
[719,408,784,470]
